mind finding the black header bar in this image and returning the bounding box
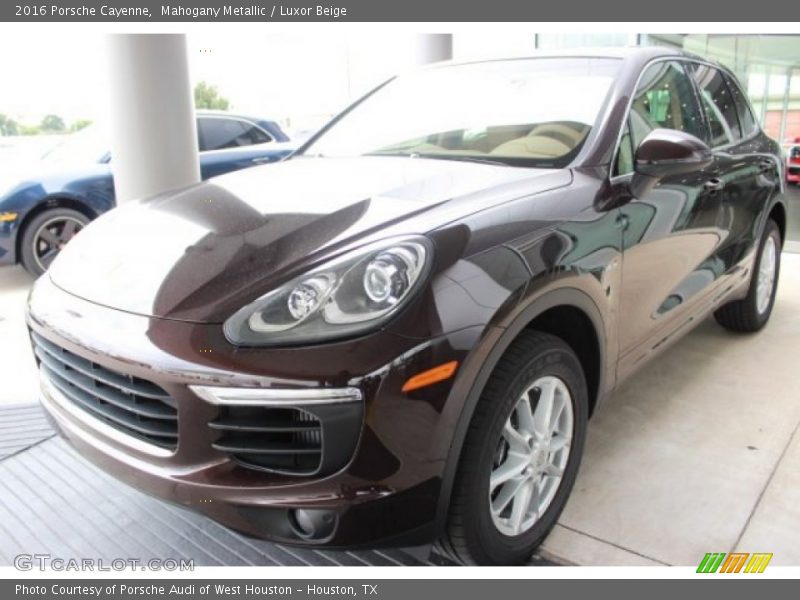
[0,0,791,22]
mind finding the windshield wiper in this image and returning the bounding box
[364,151,509,167]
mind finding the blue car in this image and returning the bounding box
[0,111,294,275]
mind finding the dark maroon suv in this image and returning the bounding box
[27,48,786,565]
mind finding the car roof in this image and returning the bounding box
[423,46,707,70]
[195,109,276,124]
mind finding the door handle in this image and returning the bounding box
[703,178,725,193]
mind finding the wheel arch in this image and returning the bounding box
[767,200,787,247]
[15,196,97,262]
[434,287,608,537]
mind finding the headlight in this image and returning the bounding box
[224,237,431,346]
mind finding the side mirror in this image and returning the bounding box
[630,129,713,198]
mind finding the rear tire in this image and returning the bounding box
[440,331,588,565]
[19,207,88,276]
[714,219,781,333]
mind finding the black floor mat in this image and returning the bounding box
[0,403,55,460]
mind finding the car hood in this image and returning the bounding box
[48,156,571,322]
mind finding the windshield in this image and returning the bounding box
[42,123,107,165]
[304,57,621,168]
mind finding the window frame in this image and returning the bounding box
[683,61,762,150]
[196,115,274,153]
[611,58,707,180]
[610,56,763,183]
[688,63,744,148]
[722,71,760,140]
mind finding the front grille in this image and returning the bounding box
[210,406,323,476]
[31,331,178,450]
[789,166,800,175]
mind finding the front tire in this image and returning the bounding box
[440,331,588,565]
[714,219,781,333]
[19,207,88,276]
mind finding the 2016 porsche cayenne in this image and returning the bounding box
[28,48,786,565]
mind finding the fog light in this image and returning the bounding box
[289,508,337,540]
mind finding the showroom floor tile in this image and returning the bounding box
[541,253,800,566]
[538,524,666,566]
[735,423,800,565]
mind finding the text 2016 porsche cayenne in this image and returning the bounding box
[28,48,786,565]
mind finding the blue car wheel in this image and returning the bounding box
[20,207,89,276]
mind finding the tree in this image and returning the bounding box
[194,81,230,110]
[70,119,92,132]
[40,114,66,133]
[0,114,19,136]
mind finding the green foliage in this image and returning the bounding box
[70,119,92,132]
[0,114,92,136]
[0,114,19,136]
[194,81,230,110]
[40,114,66,133]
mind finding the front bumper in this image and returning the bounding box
[28,275,481,548]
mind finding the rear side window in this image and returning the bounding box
[198,118,273,151]
[628,61,706,150]
[724,73,759,138]
[689,64,742,147]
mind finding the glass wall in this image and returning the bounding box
[458,33,800,148]
[536,33,637,49]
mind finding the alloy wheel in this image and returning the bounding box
[32,216,84,273]
[756,235,777,315]
[489,375,574,536]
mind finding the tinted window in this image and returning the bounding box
[628,61,706,150]
[198,118,272,151]
[237,122,272,145]
[690,64,741,146]
[724,72,759,138]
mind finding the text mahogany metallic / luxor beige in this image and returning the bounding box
[28,47,787,565]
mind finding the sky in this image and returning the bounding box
[0,31,536,135]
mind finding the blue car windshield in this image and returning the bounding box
[42,124,108,165]
[303,57,621,168]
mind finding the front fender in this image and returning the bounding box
[431,282,613,538]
